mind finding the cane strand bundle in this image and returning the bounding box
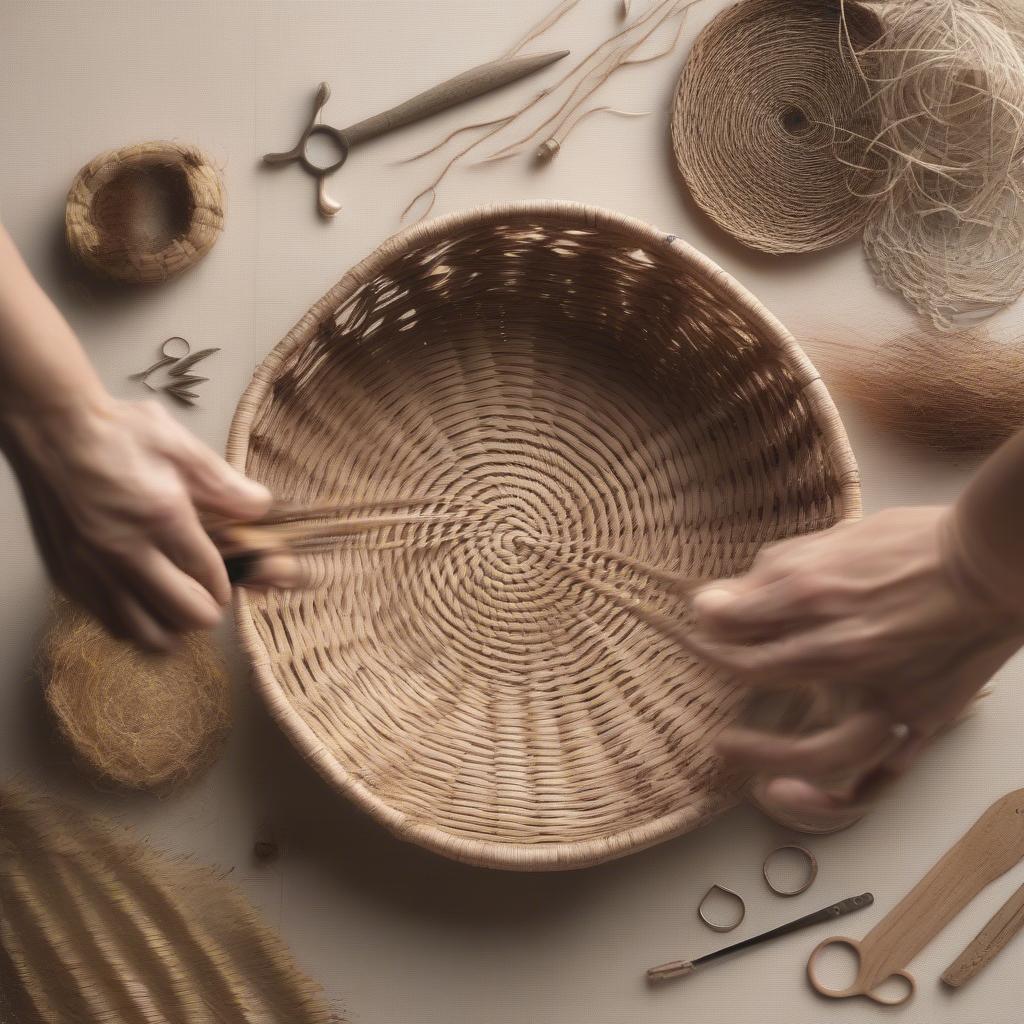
[670,0,884,254]
[0,784,334,1023]
[227,202,860,870]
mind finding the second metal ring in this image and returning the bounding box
[697,884,746,932]
[763,844,818,897]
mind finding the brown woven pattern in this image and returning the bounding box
[228,202,860,870]
[66,140,224,284]
[670,0,883,254]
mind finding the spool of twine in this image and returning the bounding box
[66,140,224,284]
[670,0,884,254]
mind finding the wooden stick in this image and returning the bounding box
[941,883,1024,989]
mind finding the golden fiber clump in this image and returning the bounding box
[41,598,231,792]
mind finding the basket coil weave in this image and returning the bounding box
[66,140,224,284]
[229,202,859,870]
[670,0,883,254]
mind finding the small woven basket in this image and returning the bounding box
[66,140,224,284]
[229,202,859,870]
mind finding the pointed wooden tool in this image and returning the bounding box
[264,50,570,217]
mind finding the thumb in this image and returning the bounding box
[691,584,739,625]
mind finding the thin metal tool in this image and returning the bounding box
[647,893,874,983]
[264,50,569,217]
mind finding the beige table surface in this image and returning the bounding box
[2,2,1024,1022]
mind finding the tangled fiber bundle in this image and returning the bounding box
[42,599,231,792]
[809,331,1024,458]
[228,201,859,869]
[670,0,884,253]
[0,784,335,1023]
[66,140,224,284]
[858,0,1024,328]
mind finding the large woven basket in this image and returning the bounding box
[228,202,859,870]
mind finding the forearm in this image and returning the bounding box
[951,428,1024,614]
[0,224,108,420]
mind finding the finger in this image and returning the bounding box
[123,549,224,633]
[236,551,304,590]
[681,627,837,684]
[155,505,232,606]
[169,434,272,521]
[692,577,821,641]
[755,776,873,829]
[106,591,178,653]
[715,710,900,780]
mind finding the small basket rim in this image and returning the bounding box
[65,140,224,284]
[227,200,861,870]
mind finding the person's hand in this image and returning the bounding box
[0,396,272,651]
[688,506,1024,823]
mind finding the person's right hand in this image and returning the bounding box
[0,396,272,651]
[687,506,1024,824]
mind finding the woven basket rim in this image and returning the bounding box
[227,200,861,870]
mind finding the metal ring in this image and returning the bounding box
[697,884,746,932]
[763,844,818,897]
[161,335,191,360]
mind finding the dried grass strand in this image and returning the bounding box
[402,0,696,220]
[487,0,690,162]
[506,0,582,58]
[0,784,335,1022]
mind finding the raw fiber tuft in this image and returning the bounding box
[858,0,1024,328]
[810,331,1024,458]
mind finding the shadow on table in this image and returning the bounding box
[235,681,612,929]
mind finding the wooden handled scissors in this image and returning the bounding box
[806,788,1024,1005]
